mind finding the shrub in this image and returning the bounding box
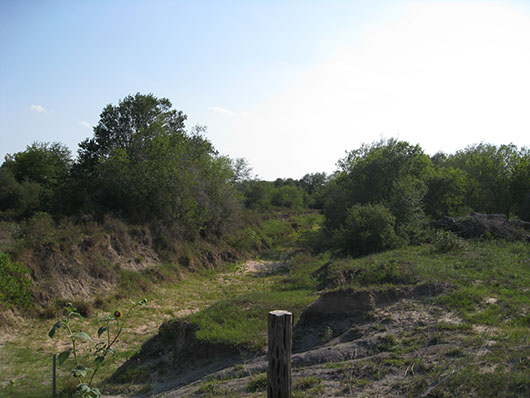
[332,203,401,256]
[271,185,305,208]
[430,230,465,253]
[0,251,32,308]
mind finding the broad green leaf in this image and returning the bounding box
[76,383,90,392]
[73,332,93,342]
[57,349,71,365]
[69,311,82,319]
[72,368,87,378]
[48,321,62,339]
[89,387,102,398]
[97,326,108,338]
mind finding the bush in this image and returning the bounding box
[332,203,401,256]
[430,230,465,253]
[0,251,32,308]
[271,185,305,208]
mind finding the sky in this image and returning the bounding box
[1,0,529,180]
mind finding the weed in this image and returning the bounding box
[430,229,465,253]
[246,372,267,392]
[378,333,398,352]
[0,251,32,309]
[294,375,322,390]
[48,299,147,397]
[322,325,333,342]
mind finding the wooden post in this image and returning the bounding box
[268,310,292,398]
[52,353,57,398]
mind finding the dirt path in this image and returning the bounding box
[148,292,468,398]
[240,259,286,275]
[0,257,288,396]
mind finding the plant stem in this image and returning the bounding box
[64,321,78,368]
[88,302,140,386]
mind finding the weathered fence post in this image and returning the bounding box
[52,353,57,398]
[268,310,292,398]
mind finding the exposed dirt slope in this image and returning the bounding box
[110,282,484,397]
[430,213,530,241]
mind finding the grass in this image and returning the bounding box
[1,210,528,397]
[189,289,315,351]
[323,240,530,327]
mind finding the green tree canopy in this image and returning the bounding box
[445,143,527,216]
[3,142,72,187]
[324,139,431,242]
[72,93,239,238]
[0,142,72,215]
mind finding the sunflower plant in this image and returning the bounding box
[49,298,147,397]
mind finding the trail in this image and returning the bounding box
[0,256,287,397]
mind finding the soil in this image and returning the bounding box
[430,212,530,241]
[108,279,468,397]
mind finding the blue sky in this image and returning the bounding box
[1,0,529,179]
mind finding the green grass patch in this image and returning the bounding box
[188,289,315,351]
[0,251,32,309]
[320,241,529,328]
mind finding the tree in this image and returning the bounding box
[298,172,327,196]
[77,93,187,176]
[0,142,72,214]
[73,93,239,238]
[324,139,431,242]
[271,185,305,209]
[229,158,254,185]
[332,203,401,256]
[298,172,328,209]
[3,142,72,187]
[240,180,274,210]
[446,143,522,216]
[508,147,530,220]
[424,166,469,219]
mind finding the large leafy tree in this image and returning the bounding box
[446,143,526,216]
[509,148,530,220]
[3,142,72,187]
[0,142,72,215]
[77,93,187,175]
[73,93,239,237]
[424,165,469,219]
[324,139,431,243]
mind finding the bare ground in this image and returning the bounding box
[108,280,484,398]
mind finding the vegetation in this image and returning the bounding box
[0,93,529,396]
[0,251,32,309]
[48,300,146,397]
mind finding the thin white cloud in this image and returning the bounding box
[29,104,46,113]
[209,106,237,117]
[79,121,93,128]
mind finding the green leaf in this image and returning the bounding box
[95,356,105,365]
[72,368,87,378]
[48,322,62,339]
[97,326,108,338]
[76,383,90,392]
[72,332,93,342]
[69,311,82,319]
[57,349,71,365]
[89,387,102,398]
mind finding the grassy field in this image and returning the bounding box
[1,219,529,397]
